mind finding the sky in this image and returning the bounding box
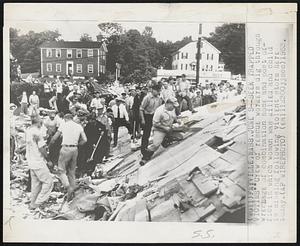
[10,21,222,42]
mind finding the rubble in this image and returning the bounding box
[9,96,247,222]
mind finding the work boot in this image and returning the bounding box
[191,109,197,114]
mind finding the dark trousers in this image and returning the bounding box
[131,112,141,139]
[141,114,154,154]
[56,93,63,112]
[178,95,193,112]
[113,118,132,145]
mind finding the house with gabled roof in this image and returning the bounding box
[40,41,107,78]
[157,39,231,85]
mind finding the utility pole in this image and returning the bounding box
[196,24,202,86]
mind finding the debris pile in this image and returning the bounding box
[9,96,247,222]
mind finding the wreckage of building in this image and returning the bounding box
[10,96,246,222]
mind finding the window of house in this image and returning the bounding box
[185,64,188,70]
[67,49,72,58]
[76,64,82,73]
[202,66,205,71]
[177,53,179,59]
[46,49,52,57]
[46,63,52,72]
[206,65,208,71]
[207,54,209,60]
[175,65,178,69]
[210,65,213,71]
[88,49,93,57]
[181,53,184,59]
[181,64,183,70]
[76,49,82,58]
[56,63,61,72]
[56,49,61,58]
[211,54,214,60]
[88,64,93,73]
[186,53,188,59]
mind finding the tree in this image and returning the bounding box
[97,22,123,42]
[80,33,93,41]
[206,24,245,75]
[9,28,62,73]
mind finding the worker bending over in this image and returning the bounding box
[141,97,184,165]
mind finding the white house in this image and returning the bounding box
[171,39,222,73]
[156,39,231,85]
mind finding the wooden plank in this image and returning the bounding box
[192,173,219,196]
[134,198,149,221]
[227,142,247,156]
[220,149,246,165]
[194,204,216,221]
[150,199,181,222]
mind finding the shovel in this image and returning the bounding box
[87,131,104,164]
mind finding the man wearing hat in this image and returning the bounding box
[111,97,132,147]
[141,97,184,164]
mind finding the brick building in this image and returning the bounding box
[40,41,107,78]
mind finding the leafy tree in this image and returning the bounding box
[9,28,62,73]
[80,33,93,41]
[97,22,123,42]
[206,24,245,75]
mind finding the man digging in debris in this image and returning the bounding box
[140,97,185,165]
[49,113,87,201]
[25,116,53,210]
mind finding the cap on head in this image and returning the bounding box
[182,74,186,78]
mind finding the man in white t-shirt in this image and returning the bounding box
[25,116,53,209]
[90,92,103,112]
[49,114,87,200]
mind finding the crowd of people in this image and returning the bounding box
[18,73,244,209]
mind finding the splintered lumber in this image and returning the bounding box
[103,158,124,173]
[192,173,219,196]
[150,199,181,222]
[176,174,206,204]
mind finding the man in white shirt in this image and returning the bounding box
[111,98,132,147]
[26,116,53,209]
[29,91,40,116]
[161,81,175,103]
[90,92,103,112]
[177,74,196,114]
[49,114,87,200]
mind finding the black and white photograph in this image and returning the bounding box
[4,3,296,243]
[8,18,247,223]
